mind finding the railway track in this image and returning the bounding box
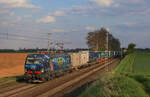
[38,59,118,97]
[0,59,119,97]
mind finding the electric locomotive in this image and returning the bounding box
[24,54,72,82]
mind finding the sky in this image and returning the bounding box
[0,0,150,49]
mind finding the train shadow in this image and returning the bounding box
[62,80,95,97]
[16,75,25,83]
[15,76,41,84]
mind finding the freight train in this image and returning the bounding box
[24,51,121,82]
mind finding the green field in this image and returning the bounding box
[79,51,150,97]
[115,52,150,74]
[133,52,150,74]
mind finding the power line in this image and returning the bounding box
[0,36,47,42]
[0,33,48,40]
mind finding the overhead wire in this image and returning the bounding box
[0,33,48,41]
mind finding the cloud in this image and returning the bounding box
[85,26,96,31]
[0,10,9,14]
[110,20,150,48]
[127,0,142,3]
[24,15,32,18]
[89,0,142,8]
[0,0,37,8]
[89,0,114,7]
[36,16,56,23]
[1,17,22,26]
[54,10,66,16]
[9,12,15,16]
[51,29,65,33]
[106,28,110,31]
[122,22,137,26]
[57,0,149,17]
[59,6,97,16]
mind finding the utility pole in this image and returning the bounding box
[107,31,109,56]
[106,31,109,72]
[47,33,51,54]
[96,40,99,51]
[121,40,123,58]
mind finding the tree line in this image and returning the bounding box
[0,48,89,53]
[86,27,121,51]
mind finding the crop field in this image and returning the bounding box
[0,53,29,78]
[80,51,150,97]
[115,51,150,74]
[133,52,150,74]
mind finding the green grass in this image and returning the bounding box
[115,51,150,74]
[114,54,135,74]
[133,52,150,74]
[128,74,150,95]
[79,51,150,97]
[79,74,149,97]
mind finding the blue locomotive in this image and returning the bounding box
[24,54,71,82]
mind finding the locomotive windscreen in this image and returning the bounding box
[26,54,44,65]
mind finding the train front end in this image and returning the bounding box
[24,54,50,82]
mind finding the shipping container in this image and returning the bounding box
[79,51,89,65]
[89,52,99,62]
[69,53,80,68]
[100,51,106,58]
[50,54,72,71]
[109,51,115,57]
[69,51,89,68]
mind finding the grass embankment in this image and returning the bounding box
[80,74,149,97]
[114,54,135,73]
[80,52,150,97]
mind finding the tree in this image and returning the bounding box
[86,27,120,51]
[127,43,136,54]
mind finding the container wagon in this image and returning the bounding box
[69,51,89,69]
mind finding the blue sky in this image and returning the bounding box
[0,0,150,49]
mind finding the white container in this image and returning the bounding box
[69,51,89,69]
[79,51,89,65]
[70,53,80,68]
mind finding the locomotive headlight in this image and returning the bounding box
[41,68,44,73]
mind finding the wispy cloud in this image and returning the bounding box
[9,12,15,16]
[0,10,9,14]
[36,15,56,23]
[54,10,66,16]
[89,0,114,7]
[51,29,65,33]
[85,26,96,31]
[59,0,150,17]
[24,15,32,18]
[1,17,22,26]
[0,0,38,8]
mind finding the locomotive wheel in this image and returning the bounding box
[27,79,32,83]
